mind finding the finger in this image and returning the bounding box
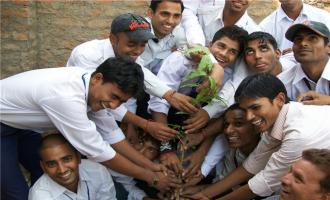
[300,100,317,105]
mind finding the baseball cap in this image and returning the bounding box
[285,20,330,42]
[111,13,155,42]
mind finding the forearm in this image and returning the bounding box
[203,117,224,138]
[202,165,253,198]
[101,153,154,184]
[152,111,168,124]
[122,111,147,131]
[217,184,256,200]
[112,139,156,170]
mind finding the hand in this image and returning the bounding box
[150,162,168,175]
[164,91,199,114]
[147,121,178,141]
[197,63,223,93]
[182,149,204,178]
[181,185,203,196]
[181,132,204,149]
[153,171,182,192]
[297,91,330,105]
[189,50,206,64]
[160,151,183,175]
[282,48,292,55]
[183,170,203,187]
[183,109,210,134]
[187,192,209,200]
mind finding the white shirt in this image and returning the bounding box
[244,102,330,196]
[259,3,330,51]
[29,159,116,200]
[181,0,225,45]
[0,67,118,162]
[183,2,260,45]
[66,39,171,120]
[109,170,146,200]
[139,18,185,75]
[278,58,330,101]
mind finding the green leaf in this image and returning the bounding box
[198,55,213,73]
[180,83,199,89]
[184,70,207,80]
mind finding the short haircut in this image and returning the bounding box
[92,57,145,99]
[234,73,290,103]
[211,25,249,56]
[245,31,278,50]
[149,0,184,13]
[302,149,330,192]
[39,134,76,161]
[222,103,242,117]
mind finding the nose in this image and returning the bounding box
[246,110,255,121]
[225,124,235,134]
[280,172,291,186]
[109,101,121,109]
[134,45,145,56]
[255,50,262,59]
[57,163,66,174]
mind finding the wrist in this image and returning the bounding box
[163,89,176,101]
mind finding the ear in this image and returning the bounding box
[275,48,282,59]
[326,42,330,55]
[109,33,117,46]
[90,73,103,85]
[274,92,286,107]
[147,8,154,19]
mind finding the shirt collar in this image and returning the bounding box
[320,58,330,81]
[277,3,307,23]
[43,174,69,199]
[146,17,174,42]
[270,103,290,140]
[292,63,309,85]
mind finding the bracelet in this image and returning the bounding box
[168,90,176,99]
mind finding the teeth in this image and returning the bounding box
[60,171,71,178]
[252,119,262,126]
[101,102,107,109]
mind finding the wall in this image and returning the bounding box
[1,0,329,78]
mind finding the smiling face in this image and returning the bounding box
[110,32,147,61]
[148,1,182,39]
[226,0,252,13]
[244,39,281,75]
[223,109,258,149]
[40,143,81,192]
[292,29,330,65]
[88,73,131,112]
[280,159,328,200]
[238,94,284,133]
[209,36,240,68]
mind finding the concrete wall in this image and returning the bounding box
[1,0,329,78]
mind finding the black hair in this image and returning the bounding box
[245,31,278,50]
[149,0,184,13]
[234,73,289,103]
[92,57,145,99]
[222,103,241,117]
[211,25,249,56]
[39,134,77,161]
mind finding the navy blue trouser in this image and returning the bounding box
[1,123,43,200]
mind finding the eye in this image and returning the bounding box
[217,43,226,49]
[245,49,254,56]
[293,36,303,44]
[62,156,73,163]
[46,161,57,168]
[260,46,269,52]
[229,49,238,56]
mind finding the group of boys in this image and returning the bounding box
[1,0,330,200]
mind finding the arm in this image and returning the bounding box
[112,139,163,172]
[200,165,253,199]
[297,91,330,105]
[216,184,256,200]
[181,0,206,46]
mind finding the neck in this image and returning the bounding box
[223,5,245,27]
[271,62,283,76]
[239,139,259,157]
[301,57,329,82]
[281,2,303,20]
[66,179,79,193]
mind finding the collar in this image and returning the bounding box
[145,17,174,43]
[277,3,307,23]
[270,103,290,140]
[292,58,330,85]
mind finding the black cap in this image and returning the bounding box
[111,13,155,42]
[285,20,330,42]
